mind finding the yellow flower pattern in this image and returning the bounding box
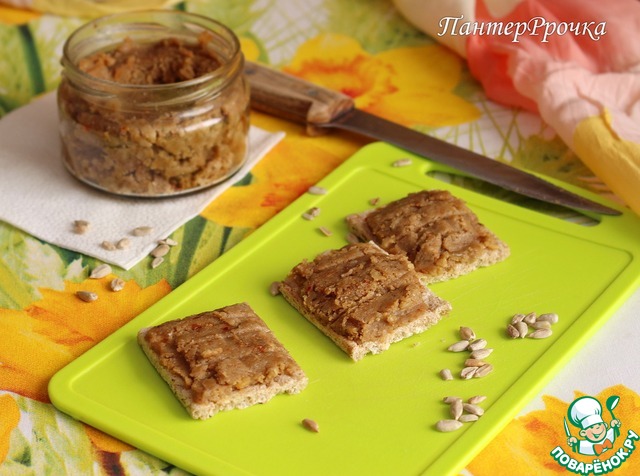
[0,277,171,402]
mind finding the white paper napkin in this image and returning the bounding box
[0,92,284,270]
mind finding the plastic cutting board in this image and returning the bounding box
[49,142,640,476]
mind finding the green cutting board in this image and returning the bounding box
[49,142,640,476]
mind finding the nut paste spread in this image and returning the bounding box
[360,190,508,279]
[282,243,439,344]
[142,303,301,404]
[58,32,249,196]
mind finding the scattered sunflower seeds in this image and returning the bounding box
[110,278,125,292]
[459,326,476,341]
[443,396,461,404]
[159,238,179,247]
[506,324,520,339]
[307,185,328,195]
[116,238,131,250]
[529,328,553,339]
[302,418,319,433]
[460,367,477,380]
[150,243,170,258]
[439,369,453,381]
[302,207,321,221]
[269,281,281,296]
[459,414,479,423]
[132,226,153,237]
[537,313,559,324]
[72,220,90,234]
[447,340,469,352]
[151,256,164,269]
[392,158,412,167]
[318,226,332,237]
[507,311,558,341]
[464,358,487,368]
[474,364,494,378]
[462,403,485,416]
[450,399,463,420]
[76,291,98,302]
[470,348,493,360]
[468,339,487,351]
[89,263,112,279]
[101,240,116,251]
[468,395,487,405]
[436,419,463,432]
[515,321,529,338]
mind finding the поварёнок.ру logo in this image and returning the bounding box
[550,395,639,474]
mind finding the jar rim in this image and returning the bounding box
[61,9,243,94]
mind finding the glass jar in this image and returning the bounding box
[57,10,250,197]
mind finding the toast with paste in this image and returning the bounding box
[346,190,510,283]
[138,303,307,420]
[279,242,451,361]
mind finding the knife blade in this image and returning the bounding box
[244,61,620,216]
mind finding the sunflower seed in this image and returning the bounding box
[302,207,321,221]
[468,395,487,405]
[470,348,493,359]
[510,313,525,325]
[443,396,461,404]
[302,418,319,433]
[150,243,170,258]
[76,291,98,302]
[529,328,553,339]
[439,369,453,381]
[436,419,463,432]
[132,226,153,236]
[460,367,477,379]
[464,358,487,368]
[72,220,90,234]
[89,264,112,279]
[537,313,559,324]
[450,399,463,420]
[307,185,327,195]
[459,326,476,341]
[531,320,551,330]
[468,338,487,351]
[523,312,537,325]
[369,197,380,206]
[506,324,520,339]
[318,226,332,237]
[269,281,281,296]
[515,321,529,338]
[447,340,469,352]
[110,278,125,292]
[151,257,164,269]
[462,403,485,416]
[459,414,479,423]
[159,238,178,246]
[116,238,131,250]
[474,364,494,378]
[392,158,413,167]
[101,240,116,251]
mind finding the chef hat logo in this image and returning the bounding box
[568,396,604,430]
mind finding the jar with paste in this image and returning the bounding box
[57,10,250,196]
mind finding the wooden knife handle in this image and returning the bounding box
[243,61,354,135]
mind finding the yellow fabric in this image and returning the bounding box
[573,112,640,217]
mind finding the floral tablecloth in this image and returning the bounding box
[1,1,639,475]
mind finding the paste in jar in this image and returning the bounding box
[58,33,250,196]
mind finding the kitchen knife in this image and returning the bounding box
[244,61,621,216]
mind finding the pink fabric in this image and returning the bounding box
[467,0,640,116]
